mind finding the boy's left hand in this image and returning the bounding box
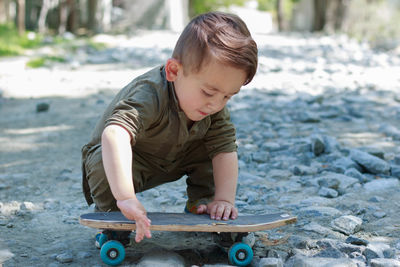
[197,200,238,221]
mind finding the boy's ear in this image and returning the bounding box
[165,58,182,82]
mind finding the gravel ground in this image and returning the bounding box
[1,31,400,266]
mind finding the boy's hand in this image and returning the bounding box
[197,200,238,221]
[116,198,152,243]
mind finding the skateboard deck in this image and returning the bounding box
[79,211,297,232]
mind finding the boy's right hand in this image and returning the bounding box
[116,198,152,243]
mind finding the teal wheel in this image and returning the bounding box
[100,240,126,266]
[96,233,108,248]
[228,242,253,266]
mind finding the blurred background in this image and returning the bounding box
[1,0,400,59]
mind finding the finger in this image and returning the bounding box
[231,207,238,220]
[196,204,207,214]
[209,204,218,220]
[222,206,232,221]
[215,205,225,220]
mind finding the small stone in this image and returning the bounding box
[318,187,339,198]
[373,211,386,218]
[350,149,391,175]
[345,168,367,183]
[331,215,362,235]
[137,249,185,267]
[364,178,400,193]
[391,165,400,178]
[383,248,396,259]
[312,135,325,156]
[370,258,400,267]
[345,236,369,246]
[363,243,391,263]
[394,155,400,165]
[368,196,384,203]
[36,102,50,112]
[258,257,283,267]
[56,252,73,263]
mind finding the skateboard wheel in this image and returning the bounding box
[100,240,125,266]
[96,233,108,248]
[228,242,253,266]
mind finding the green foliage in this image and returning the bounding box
[257,0,298,20]
[0,23,42,57]
[26,55,66,68]
[190,0,247,17]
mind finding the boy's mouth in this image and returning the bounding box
[199,111,208,116]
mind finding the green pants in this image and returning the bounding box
[82,141,214,212]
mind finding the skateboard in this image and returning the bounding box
[79,212,297,266]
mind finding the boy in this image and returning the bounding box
[81,11,258,243]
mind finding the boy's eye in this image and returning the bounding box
[202,90,213,97]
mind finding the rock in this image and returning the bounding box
[136,249,185,267]
[363,243,391,263]
[257,257,283,267]
[395,154,400,165]
[332,157,361,173]
[317,172,359,191]
[331,215,362,235]
[368,196,384,203]
[318,187,339,198]
[314,247,346,258]
[303,222,338,236]
[299,206,342,218]
[350,149,391,175]
[344,168,367,183]
[379,124,400,140]
[391,165,400,178]
[364,178,400,193]
[370,258,400,267]
[373,211,386,218]
[323,136,341,154]
[312,135,325,156]
[36,102,50,112]
[285,255,359,267]
[345,236,369,246]
[56,252,73,263]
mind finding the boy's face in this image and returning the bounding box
[166,58,247,122]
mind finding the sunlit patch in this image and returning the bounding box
[4,125,73,135]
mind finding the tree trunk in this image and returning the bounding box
[324,0,348,33]
[312,0,326,31]
[59,0,68,34]
[17,0,25,35]
[276,0,284,31]
[88,0,97,34]
[38,0,50,34]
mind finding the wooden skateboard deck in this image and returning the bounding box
[79,212,297,232]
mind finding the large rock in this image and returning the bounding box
[331,215,362,235]
[350,149,391,175]
[364,178,400,193]
[285,255,359,267]
[136,249,185,267]
[370,258,400,267]
[317,172,359,191]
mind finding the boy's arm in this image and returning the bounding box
[101,124,151,242]
[197,151,239,220]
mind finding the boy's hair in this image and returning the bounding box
[172,11,258,85]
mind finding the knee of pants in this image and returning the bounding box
[85,148,118,212]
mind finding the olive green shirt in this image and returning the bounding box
[82,66,237,173]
